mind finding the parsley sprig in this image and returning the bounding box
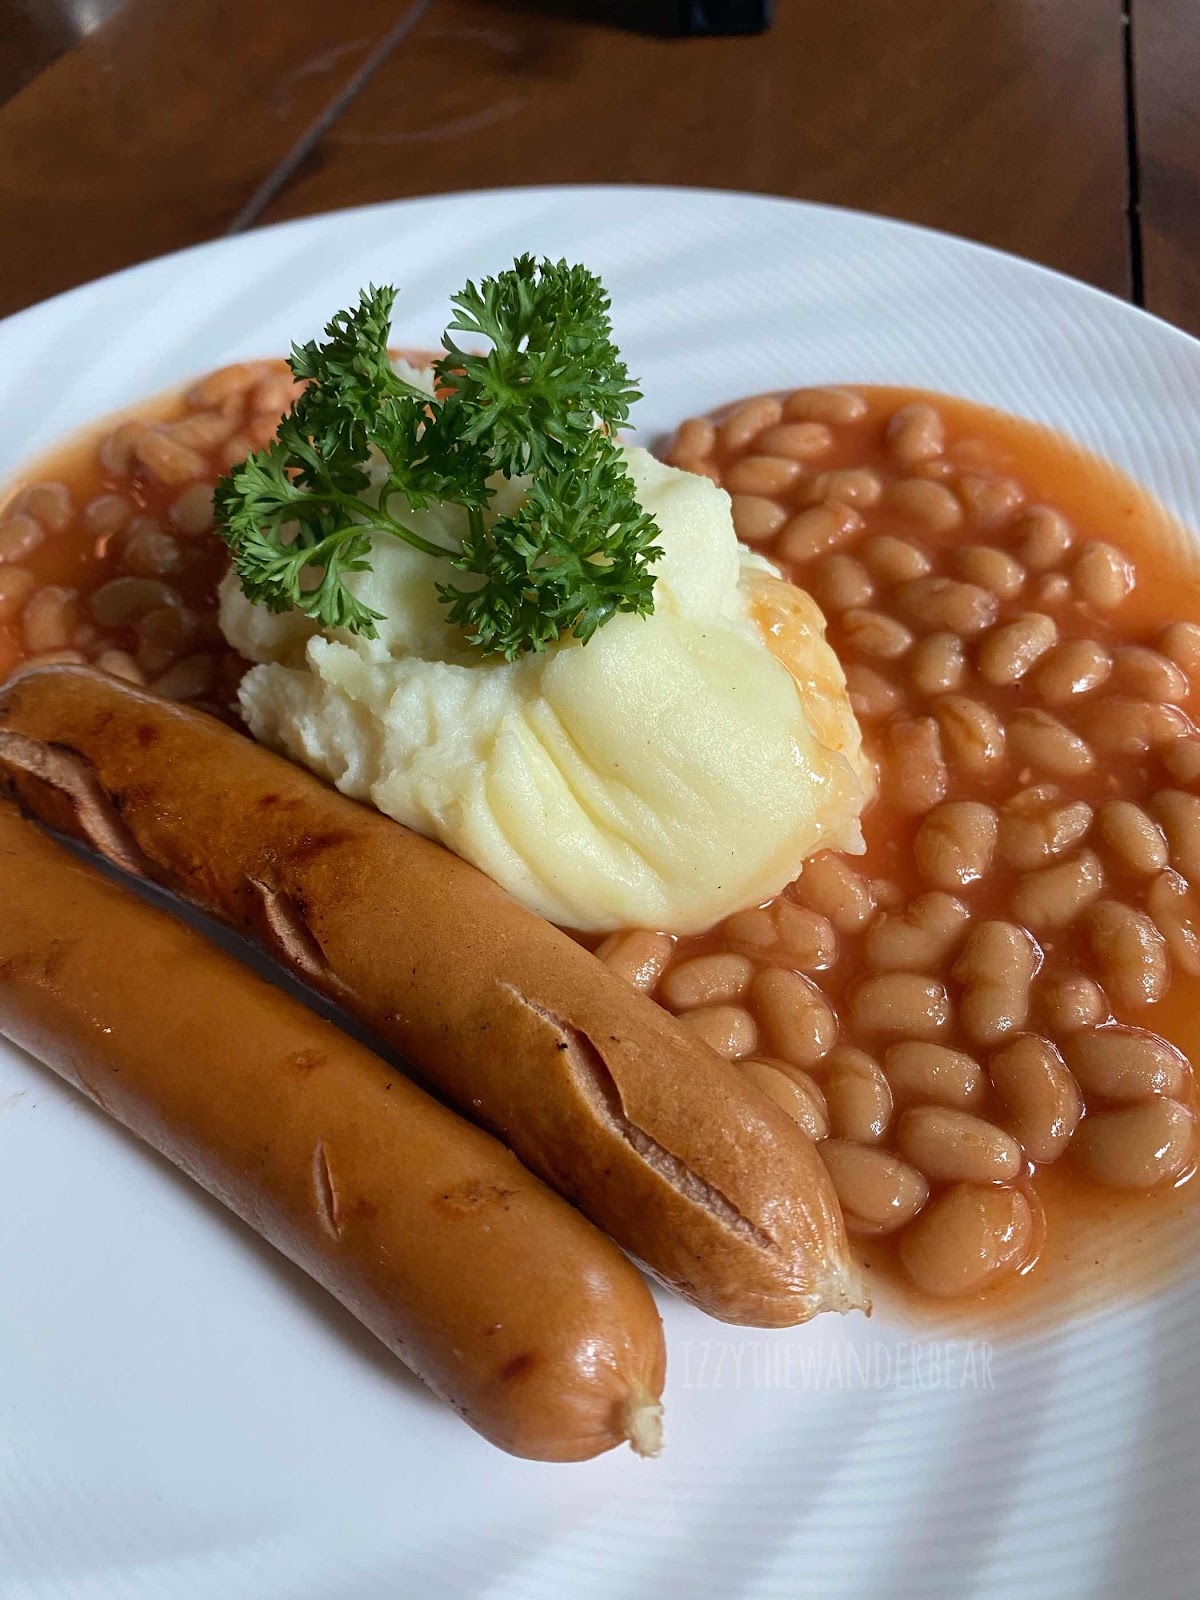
[214,257,663,658]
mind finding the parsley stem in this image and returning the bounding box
[289,488,457,562]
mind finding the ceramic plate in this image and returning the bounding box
[1,187,1198,1600]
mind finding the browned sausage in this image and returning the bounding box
[0,666,865,1326]
[0,800,665,1461]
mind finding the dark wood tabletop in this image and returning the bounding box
[0,0,1196,336]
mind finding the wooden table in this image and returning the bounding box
[0,0,1195,335]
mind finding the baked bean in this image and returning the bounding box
[1011,849,1104,930]
[1112,646,1188,703]
[1094,800,1167,876]
[934,696,1006,777]
[782,387,867,425]
[1074,1098,1194,1188]
[1064,1025,1187,1102]
[914,801,998,891]
[83,493,133,539]
[954,544,1025,600]
[977,613,1057,686]
[186,361,270,407]
[849,972,950,1039]
[25,649,86,668]
[671,455,718,483]
[94,649,146,685]
[1031,574,1072,608]
[842,608,913,660]
[755,421,833,461]
[884,1042,984,1110]
[218,433,256,472]
[1148,869,1200,976]
[718,395,783,452]
[0,567,37,622]
[957,474,1025,528]
[1073,541,1135,610]
[895,576,998,636]
[721,900,837,971]
[863,892,970,972]
[596,929,675,990]
[722,455,802,497]
[897,1106,1023,1183]
[14,481,72,533]
[1163,738,1200,786]
[1076,697,1190,757]
[250,373,300,417]
[899,1184,1034,1297]
[1015,505,1074,570]
[119,518,184,579]
[730,494,787,543]
[844,664,904,720]
[1149,789,1200,879]
[885,716,949,812]
[152,653,216,701]
[870,878,905,911]
[660,953,754,1011]
[1031,638,1112,705]
[168,412,232,452]
[98,421,150,476]
[860,535,932,583]
[134,430,208,487]
[1083,900,1168,1008]
[778,503,863,562]
[998,788,1092,871]
[22,586,78,653]
[953,921,1039,1047]
[168,483,216,538]
[90,576,181,629]
[803,469,883,509]
[886,404,944,466]
[818,1141,928,1234]
[679,1004,758,1059]
[1008,708,1094,777]
[0,513,45,565]
[1039,973,1109,1034]
[885,478,963,533]
[989,1035,1082,1163]
[1159,620,1200,679]
[751,967,837,1067]
[135,605,196,675]
[666,416,716,464]
[909,633,966,695]
[792,852,875,933]
[823,1048,893,1143]
[811,553,874,611]
[740,1059,829,1142]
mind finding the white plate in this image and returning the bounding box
[1,188,1199,1600]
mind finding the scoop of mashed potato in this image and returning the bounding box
[220,446,870,933]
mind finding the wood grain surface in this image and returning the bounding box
[1133,0,1200,338]
[254,0,1131,297]
[0,0,1193,334]
[0,0,432,318]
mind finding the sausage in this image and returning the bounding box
[0,800,665,1461]
[0,666,865,1326]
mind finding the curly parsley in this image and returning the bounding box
[213,257,662,658]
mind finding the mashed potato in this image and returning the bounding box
[220,446,869,933]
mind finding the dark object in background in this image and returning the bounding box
[677,0,772,34]
[500,0,771,35]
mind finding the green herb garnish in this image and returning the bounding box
[214,257,663,658]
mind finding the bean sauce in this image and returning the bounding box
[5,374,1200,1318]
[656,385,1200,1315]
